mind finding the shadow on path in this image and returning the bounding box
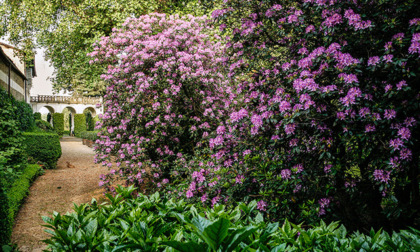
[11,137,108,251]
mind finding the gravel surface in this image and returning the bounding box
[11,137,108,251]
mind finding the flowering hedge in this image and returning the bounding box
[208,0,420,229]
[90,13,227,194]
[93,2,420,230]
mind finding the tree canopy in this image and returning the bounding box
[0,0,218,95]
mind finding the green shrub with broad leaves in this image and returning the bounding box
[22,132,62,169]
[52,113,64,137]
[42,186,420,251]
[74,114,86,138]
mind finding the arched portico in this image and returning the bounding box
[31,95,103,118]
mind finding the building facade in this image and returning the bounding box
[0,42,36,102]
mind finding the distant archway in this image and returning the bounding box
[63,107,77,134]
[39,105,55,114]
[83,107,97,117]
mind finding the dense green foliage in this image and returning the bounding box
[34,112,42,121]
[80,131,100,141]
[0,178,11,245]
[0,164,41,246]
[85,112,94,131]
[0,87,26,178]
[47,113,52,124]
[34,119,54,132]
[68,113,72,134]
[74,114,87,138]
[52,113,64,137]
[7,164,42,228]
[12,100,35,132]
[22,132,62,169]
[43,186,420,251]
[0,0,219,95]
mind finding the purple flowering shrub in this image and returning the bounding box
[208,0,420,229]
[89,13,227,194]
[91,1,420,231]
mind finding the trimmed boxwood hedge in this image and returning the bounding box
[0,164,42,246]
[53,113,64,137]
[74,113,86,138]
[22,132,62,169]
[7,164,42,225]
[80,131,100,141]
[0,178,11,245]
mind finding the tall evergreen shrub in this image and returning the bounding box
[74,114,86,137]
[52,113,64,137]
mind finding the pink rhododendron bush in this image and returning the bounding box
[91,1,420,231]
[209,0,420,229]
[90,13,228,194]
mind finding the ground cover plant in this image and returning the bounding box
[91,0,420,232]
[42,186,420,251]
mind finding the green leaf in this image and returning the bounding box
[85,218,98,239]
[162,241,208,252]
[224,226,258,252]
[202,218,230,250]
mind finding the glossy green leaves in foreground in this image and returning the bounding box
[43,186,420,251]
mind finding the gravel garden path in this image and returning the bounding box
[11,136,108,251]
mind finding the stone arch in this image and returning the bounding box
[39,105,55,114]
[63,106,77,134]
[83,106,97,117]
[62,106,76,114]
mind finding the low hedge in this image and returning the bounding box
[34,119,54,132]
[1,164,42,246]
[0,179,11,245]
[74,114,86,138]
[22,132,62,169]
[7,164,42,225]
[53,113,64,137]
[80,131,100,141]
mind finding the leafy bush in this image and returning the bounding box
[0,164,41,246]
[0,87,26,174]
[7,164,42,228]
[34,119,54,132]
[43,186,420,251]
[80,131,100,141]
[203,0,420,229]
[0,177,11,246]
[74,114,86,138]
[85,112,95,131]
[34,112,42,121]
[52,113,64,137]
[90,13,226,193]
[12,99,34,132]
[22,132,62,169]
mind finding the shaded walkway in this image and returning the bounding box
[11,137,108,251]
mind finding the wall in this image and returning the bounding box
[0,51,26,101]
